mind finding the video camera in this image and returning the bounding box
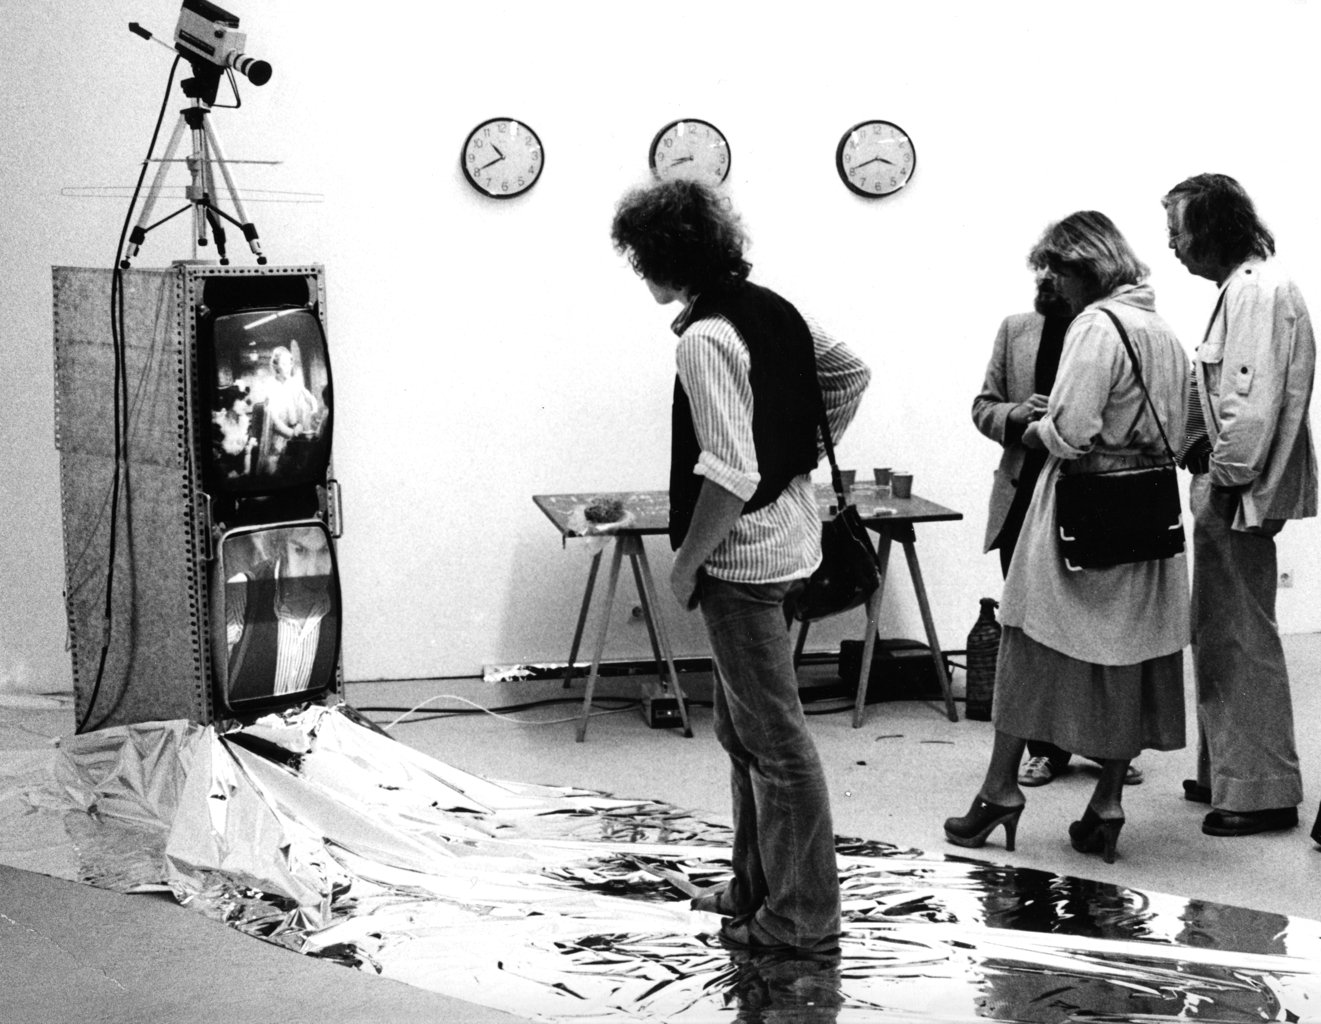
[173,0,271,87]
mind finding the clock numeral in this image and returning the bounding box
[501,181,509,192]
[474,138,484,149]
[664,137,674,148]
[843,153,852,166]
[497,122,508,134]
[468,152,476,163]
[518,177,526,187]
[484,178,492,189]
[483,127,491,137]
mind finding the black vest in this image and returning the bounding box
[669,281,823,549]
[227,559,337,704]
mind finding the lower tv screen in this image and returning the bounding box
[212,520,341,717]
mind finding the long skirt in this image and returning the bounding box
[992,626,1185,760]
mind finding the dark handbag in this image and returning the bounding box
[1054,308,1185,572]
[793,398,880,621]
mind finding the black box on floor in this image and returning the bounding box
[836,639,945,703]
[641,680,686,729]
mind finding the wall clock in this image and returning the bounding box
[461,118,544,199]
[836,120,915,198]
[649,119,730,186]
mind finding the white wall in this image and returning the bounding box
[3,0,1321,688]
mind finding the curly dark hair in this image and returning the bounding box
[610,179,751,293]
[1162,173,1275,267]
[1027,210,1149,305]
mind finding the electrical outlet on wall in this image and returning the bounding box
[1279,571,1294,588]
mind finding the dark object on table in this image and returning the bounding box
[836,639,946,702]
[584,497,626,524]
[964,598,1001,721]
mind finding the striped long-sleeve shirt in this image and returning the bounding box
[671,303,872,582]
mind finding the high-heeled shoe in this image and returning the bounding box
[1068,805,1125,864]
[944,796,1024,851]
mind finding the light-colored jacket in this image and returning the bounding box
[1000,284,1190,665]
[972,311,1043,553]
[1197,258,1318,531]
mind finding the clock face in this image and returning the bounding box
[649,119,730,186]
[462,118,544,199]
[836,120,916,198]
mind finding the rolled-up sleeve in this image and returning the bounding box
[1036,312,1121,459]
[809,316,871,456]
[676,325,761,502]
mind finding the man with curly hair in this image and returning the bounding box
[1164,173,1317,838]
[611,179,870,957]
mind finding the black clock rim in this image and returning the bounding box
[648,117,732,185]
[461,116,544,199]
[835,119,915,199]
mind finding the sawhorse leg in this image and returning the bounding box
[563,550,603,689]
[898,525,959,722]
[852,532,893,728]
[577,540,625,742]
[630,537,693,737]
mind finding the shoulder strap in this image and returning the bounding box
[816,380,850,506]
[1098,307,1176,460]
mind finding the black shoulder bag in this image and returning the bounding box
[792,401,880,621]
[1054,308,1185,572]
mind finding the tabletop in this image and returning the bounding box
[533,485,962,539]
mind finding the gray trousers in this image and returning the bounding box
[1190,477,1303,811]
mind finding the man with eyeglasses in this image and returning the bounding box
[1163,173,1317,838]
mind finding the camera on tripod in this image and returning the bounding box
[174,0,271,87]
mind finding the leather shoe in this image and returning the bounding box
[1182,779,1212,804]
[1202,806,1298,837]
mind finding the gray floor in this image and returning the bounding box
[3,634,1320,1022]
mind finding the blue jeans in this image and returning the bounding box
[698,576,841,947]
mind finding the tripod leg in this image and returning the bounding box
[203,117,266,264]
[205,207,230,265]
[124,113,187,266]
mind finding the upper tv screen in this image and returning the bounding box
[203,307,332,496]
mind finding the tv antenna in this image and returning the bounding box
[123,2,274,267]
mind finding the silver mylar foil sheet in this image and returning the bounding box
[2,702,1320,1023]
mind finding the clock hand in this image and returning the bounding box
[477,153,506,171]
[491,143,505,159]
[670,156,693,165]
[853,156,896,170]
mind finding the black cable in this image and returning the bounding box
[78,57,181,734]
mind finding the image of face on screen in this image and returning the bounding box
[209,310,331,489]
[224,525,337,704]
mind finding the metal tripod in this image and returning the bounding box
[122,85,266,268]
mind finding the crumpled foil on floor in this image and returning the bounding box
[2,701,1321,1023]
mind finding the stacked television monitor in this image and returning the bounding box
[195,271,341,719]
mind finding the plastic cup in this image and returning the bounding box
[839,469,856,486]
[873,467,892,498]
[891,472,913,499]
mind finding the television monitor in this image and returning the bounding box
[211,519,341,718]
[200,305,333,500]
